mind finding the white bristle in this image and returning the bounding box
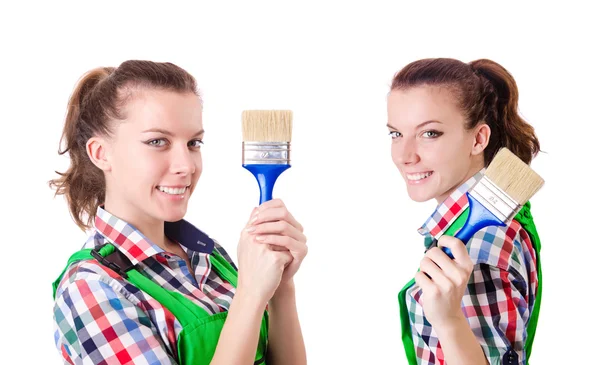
[485,148,545,205]
[241,110,293,142]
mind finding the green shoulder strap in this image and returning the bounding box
[52,245,115,300]
[398,278,417,365]
[512,202,542,360]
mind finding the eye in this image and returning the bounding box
[189,139,204,148]
[389,131,401,139]
[422,130,442,138]
[147,139,168,147]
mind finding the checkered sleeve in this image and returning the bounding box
[213,239,238,271]
[463,223,537,365]
[53,266,177,365]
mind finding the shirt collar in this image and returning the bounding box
[93,206,215,265]
[417,169,485,241]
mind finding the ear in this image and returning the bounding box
[471,122,491,156]
[86,137,112,172]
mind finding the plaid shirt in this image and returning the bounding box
[53,207,237,364]
[406,170,539,365]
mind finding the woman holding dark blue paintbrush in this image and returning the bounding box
[387,58,543,365]
[50,60,307,365]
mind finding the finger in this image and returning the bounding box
[438,236,473,271]
[426,247,464,285]
[253,207,303,232]
[257,198,286,210]
[246,207,259,226]
[268,244,288,252]
[272,249,293,267]
[256,235,307,257]
[414,271,436,294]
[419,257,453,290]
[253,221,305,242]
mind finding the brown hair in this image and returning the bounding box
[391,58,540,166]
[49,60,199,231]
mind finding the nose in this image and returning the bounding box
[170,144,197,176]
[391,138,419,166]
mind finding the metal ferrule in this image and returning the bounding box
[470,175,520,223]
[242,142,291,165]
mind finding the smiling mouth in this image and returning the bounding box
[156,186,189,195]
[405,171,433,181]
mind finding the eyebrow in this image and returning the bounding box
[387,120,442,130]
[142,128,205,137]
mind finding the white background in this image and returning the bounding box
[1,1,598,363]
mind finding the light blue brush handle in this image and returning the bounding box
[442,192,506,259]
[243,164,290,204]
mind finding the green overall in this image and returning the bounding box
[398,202,542,365]
[53,244,269,365]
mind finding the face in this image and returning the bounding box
[95,89,204,225]
[387,86,488,203]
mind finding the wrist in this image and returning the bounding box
[270,280,296,305]
[433,313,469,338]
[234,287,268,311]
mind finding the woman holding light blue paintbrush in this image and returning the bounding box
[387,58,543,365]
[50,60,307,365]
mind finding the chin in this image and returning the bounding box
[407,193,434,203]
[159,207,188,223]
[406,187,436,203]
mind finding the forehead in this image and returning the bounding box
[119,88,203,130]
[387,86,463,127]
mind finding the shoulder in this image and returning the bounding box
[54,257,142,308]
[466,219,536,273]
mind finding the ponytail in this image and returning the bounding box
[49,67,114,231]
[469,59,540,164]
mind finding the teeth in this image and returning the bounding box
[406,172,433,181]
[157,186,187,195]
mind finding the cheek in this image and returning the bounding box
[390,141,401,165]
[194,155,203,177]
[114,145,163,182]
[420,142,450,167]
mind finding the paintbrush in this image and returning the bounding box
[241,110,292,204]
[441,147,544,258]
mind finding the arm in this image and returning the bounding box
[457,263,528,364]
[415,237,489,365]
[246,199,308,365]
[211,205,295,365]
[266,281,307,365]
[434,314,490,365]
[53,276,177,365]
[418,231,533,365]
[210,289,267,364]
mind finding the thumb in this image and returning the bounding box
[438,235,471,268]
[246,207,259,226]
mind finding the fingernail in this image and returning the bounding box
[255,235,266,241]
[245,226,256,233]
[250,214,259,224]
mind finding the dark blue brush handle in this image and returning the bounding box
[442,192,506,259]
[243,164,290,204]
